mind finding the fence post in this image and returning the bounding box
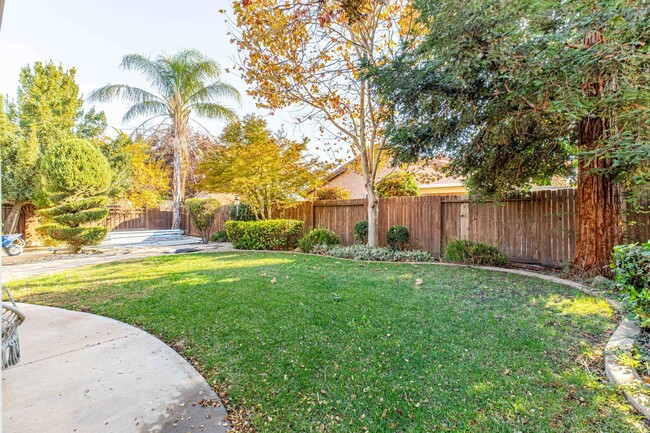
[460,203,469,239]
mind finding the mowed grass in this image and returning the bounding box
[9,252,646,432]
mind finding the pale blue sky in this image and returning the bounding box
[0,0,318,147]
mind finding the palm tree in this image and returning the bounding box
[89,49,240,229]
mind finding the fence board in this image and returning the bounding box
[1,204,26,235]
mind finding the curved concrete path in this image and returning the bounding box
[2,303,229,433]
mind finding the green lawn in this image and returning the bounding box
[9,252,646,432]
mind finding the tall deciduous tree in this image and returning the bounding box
[231,0,419,246]
[374,0,649,276]
[148,129,220,198]
[198,115,326,219]
[89,50,240,229]
[1,62,104,234]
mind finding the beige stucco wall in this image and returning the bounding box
[325,163,467,198]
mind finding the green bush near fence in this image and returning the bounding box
[387,225,409,250]
[298,228,341,253]
[444,239,508,266]
[185,198,222,244]
[354,221,368,244]
[324,244,433,262]
[612,240,650,329]
[226,219,304,250]
[210,230,228,243]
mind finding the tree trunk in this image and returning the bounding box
[570,30,622,277]
[366,183,379,247]
[572,116,622,277]
[3,202,25,234]
[171,135,183,230]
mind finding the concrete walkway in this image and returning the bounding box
[1,242,233,283]
[2,303,229,433]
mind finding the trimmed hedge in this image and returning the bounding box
[299,228,341,253]
[387,225,409,250]
[36,225,109,252]
[226,219,304,250]
[354,221,368,244]
[36,194,110,253]
[443,239,508,266]
[38,196,109,217]
[612,241,650,329]
[51,207,108,227]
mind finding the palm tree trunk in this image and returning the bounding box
[171,135,183,230]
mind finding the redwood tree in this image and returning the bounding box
[373,0,649,276]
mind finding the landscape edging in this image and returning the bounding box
[603,318,650,419]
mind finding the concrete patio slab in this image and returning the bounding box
[2,303,229,433]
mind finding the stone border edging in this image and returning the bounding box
[604,318,650,419]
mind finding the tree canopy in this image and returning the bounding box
[374,0,648,202]
[231,0,420,245]
[1,61,109,234]
[37,137,113,205]
[198,114,327,219]
[99,133,170,208]
[373,0,649,276]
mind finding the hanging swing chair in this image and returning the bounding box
[2,285,25,369]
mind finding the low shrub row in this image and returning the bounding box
[222,218,510,269]
[322,244,434,262]
[225,219,304,250]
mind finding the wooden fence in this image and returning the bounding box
[4,189,648,266]
[273,189,649,266]
[1,204,26,235]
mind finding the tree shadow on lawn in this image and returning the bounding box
[9,252,648,432]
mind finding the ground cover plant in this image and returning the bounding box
[324,245,432,263]
[9,252,646,432]
[298,228,341,253]
[444,239,509,267]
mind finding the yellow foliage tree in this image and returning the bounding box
[125,141,170,209]
[231,0,419,246]
[198,115,327,220]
